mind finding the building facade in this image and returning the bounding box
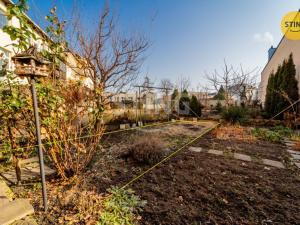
[0,0,86,84]
[259,37,300,105]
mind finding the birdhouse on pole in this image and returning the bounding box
[12,45,49,211]
[12,46,50,78]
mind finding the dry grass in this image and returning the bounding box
[212,125,256,142]
[129,134,168,164]
[33,177,104,225]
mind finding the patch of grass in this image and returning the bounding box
[98,187,146,225]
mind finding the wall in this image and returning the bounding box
[259,37,300,105]
[0,0,83,85]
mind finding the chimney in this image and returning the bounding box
[268,45,276,61]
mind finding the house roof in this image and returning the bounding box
[2,0,51,42]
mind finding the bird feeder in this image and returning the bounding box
[12,46,50,78]
[12,46,49,211]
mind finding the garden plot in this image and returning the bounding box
[132,126,300,225]
[13,121,212,224]
[11,122,300,225]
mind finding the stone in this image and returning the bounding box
[125,123,130,129]
[233,153,252,162]
[20,157,39,165]
[285,142,295,147]
[287,150,300,155]
[0,179,14,200]
[120,124,126,130]
[138,121,143,127]
[1,164,55,184]
[192,118,197,122]
[291,154,300,160]
[295,162,300,168]
[131,123,137,128]
[208,149,223,156]
[189,147,202,152]
[0,199,34,225]
[179,117,184,121]
[171,119,176,122]
[262,159,285,169]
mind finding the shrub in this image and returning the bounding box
[98,187,146,225]
[0,77,105,179]
[215,101,223,114]
[272,125,292,137]
[179,89,190,111]
[189,95,202,117]
[221,106,248,124]
[251,128,282,143]
[129,135,167,164]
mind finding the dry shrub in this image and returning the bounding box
[212,125,256,142]
[129,135,167,164]
[38,178,104,225]
[38,80,105,179]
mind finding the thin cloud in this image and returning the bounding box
[253,32,274,45]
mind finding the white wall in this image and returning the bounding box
[0,0,85,86]
[259,37,300,105]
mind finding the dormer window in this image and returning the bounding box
[0,10,7,29]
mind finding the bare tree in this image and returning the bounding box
[205,60,258,107]
[176,75,190,93]
[68,6,149,106]
[160,78,173,96]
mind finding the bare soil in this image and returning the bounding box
[132,141,300,224]
[196,133,288,161]
[12,123,300,224]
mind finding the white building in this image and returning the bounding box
[259,38,300,105]
[0,0,89,85]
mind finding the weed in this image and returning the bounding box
[98,187,146,225]
[251,128,282,143]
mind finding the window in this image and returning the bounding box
[0,10,7,29]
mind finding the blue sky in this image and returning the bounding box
[27,0,300,90]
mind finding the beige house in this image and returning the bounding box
[0,0,86,84]
[259,37,300,105]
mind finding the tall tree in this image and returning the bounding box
[179,89,190,110]
[171,88,179,112]
[190,95,202,117]
[213,85,225,100]
[264,54,299,119]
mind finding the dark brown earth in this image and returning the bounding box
[13,123,300,224]
[132,147,300,225]
[196,133,288,161]
[92,128,300,225]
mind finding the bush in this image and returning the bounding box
[0,77,105,179]
[98,187,146,225]
[189,95,202,117]
[251,128,283,143]
[221,106,248,124]
[129,135,167,164]
[215,101,223,114]
[272,125,292,137]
